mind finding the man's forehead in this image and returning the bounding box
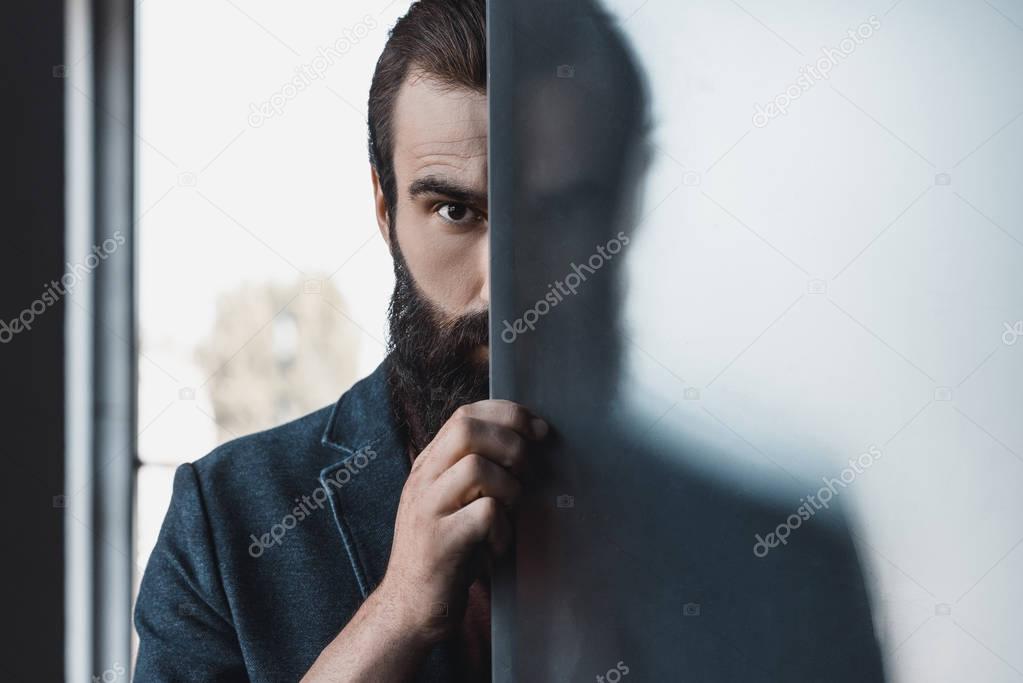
[392,72,488,179]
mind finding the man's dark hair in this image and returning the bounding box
[367,0,487,218]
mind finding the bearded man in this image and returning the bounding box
[134,2,539,681]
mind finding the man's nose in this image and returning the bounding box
[478,232,490,307]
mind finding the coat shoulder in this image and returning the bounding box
[188,403,336,506]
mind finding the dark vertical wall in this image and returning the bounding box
[1,1,66,679]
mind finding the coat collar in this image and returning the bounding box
[318,359,410,599]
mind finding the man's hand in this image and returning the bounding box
[378,399,548,643]
[303,399,547,682]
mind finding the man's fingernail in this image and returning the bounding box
[531,418,548,438]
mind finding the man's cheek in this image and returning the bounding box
[399,234,484,311]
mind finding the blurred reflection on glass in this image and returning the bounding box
[491,0,1023,681]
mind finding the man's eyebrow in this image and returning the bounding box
[408,176,487,206]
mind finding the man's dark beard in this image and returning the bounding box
[386,239,490,456]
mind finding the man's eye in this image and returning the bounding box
[436,202,478,224]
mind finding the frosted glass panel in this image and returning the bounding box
[489,1,1023,680]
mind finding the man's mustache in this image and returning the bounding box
[440,310,489,349]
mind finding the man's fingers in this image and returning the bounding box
[457,400,548,440]
[486,500,513,556]
[448,496,512,556]
[428,452,523,513]
[416,413,535,480]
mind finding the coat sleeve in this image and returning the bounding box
[134,463,248,682]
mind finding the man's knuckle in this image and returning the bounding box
[463,452,484,475]
[508,404,530,430]
[501,430,525,461]
[463,417,489,450]
[479,496,499,521]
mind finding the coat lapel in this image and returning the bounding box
[317,360,462,682]
[318,361,410,598]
